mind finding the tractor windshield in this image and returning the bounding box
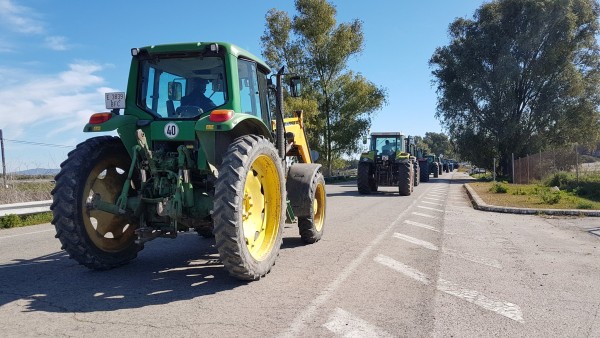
[372,136,401,156]
[138,55,227,118]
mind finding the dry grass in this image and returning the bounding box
[0,180,53,204]
[469,182,600,210]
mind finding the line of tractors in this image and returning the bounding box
[357,132,447,196]
[49,41,454,282]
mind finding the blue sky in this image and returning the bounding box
[0,0,484,172]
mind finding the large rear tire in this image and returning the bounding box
[298,171,326,243]
[357,162,372,194]
[419,161,429,182]
[398,162,412,196]
[51,136,142,270]
[413,161,420,186]
[213,135,285,280]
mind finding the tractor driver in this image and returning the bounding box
[180,78,217,113]
[382,140,395,156]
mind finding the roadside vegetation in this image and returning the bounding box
[0,181,53,204]
[0,175,54,228]
[469,172,600,210]
[0,212,53,229]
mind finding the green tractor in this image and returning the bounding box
[51,42,326,281]
[357,132,414,196]
[417,153,440,182]
[404,136,421,188]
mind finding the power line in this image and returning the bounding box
[4,138,75,149]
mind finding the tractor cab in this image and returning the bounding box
[131,43,270,122]
[367,132,406,162]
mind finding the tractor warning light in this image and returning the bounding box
[209,109,234,122]
[89,113,113,124]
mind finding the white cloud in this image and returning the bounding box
[0,62,110,134]
[44,35,69,51]
[0,0,44,34]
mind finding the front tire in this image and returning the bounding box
[51,136,142,270]
[298,172,326,243]
[213,135,285,280]
[398,162,412,196]
[419,161,430,182]
[357,162,372,194]
[413,161,420,186]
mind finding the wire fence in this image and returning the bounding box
[514,145,600,184]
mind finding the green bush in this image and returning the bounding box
[540,190,562,205]
[545,172,570,189]
[576,201,593,209]
[511,188,527,195]
[0,212,52,228]
[0,214,22,228]
[489,182,508,193]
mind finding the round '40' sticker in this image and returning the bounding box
[164,122,179,139]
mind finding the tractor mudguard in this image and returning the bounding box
[83,115,139,133]
[196,113,273,170]
[195,113,272,135]
[286,163,322,218]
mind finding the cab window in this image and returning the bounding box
[237,59,263,119]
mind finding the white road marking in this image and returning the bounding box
[403,220,439,232]
[279,198,422,337]
[375,255,523,323]
[437,278,524,323]
[323,307,394,338]
[412,212,438,219]
[423,201,444,206]
[393,233,438,251]
[424,197,443,201]
[443,248,502,269]
[0,229,54,240]
[418,205,444,212]
[374,254,431,284]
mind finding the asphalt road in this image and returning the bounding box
[0,171,598,337]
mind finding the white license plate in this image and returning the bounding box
[105,92,125,109]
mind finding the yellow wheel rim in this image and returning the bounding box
[313,182,325,232]
[242,155,282,261]
[82,160,135,252]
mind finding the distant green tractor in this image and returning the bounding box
[357,132,414,196]
[51,42,326,281]
[417,153,440,182]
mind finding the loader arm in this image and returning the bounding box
[274,111,313,163]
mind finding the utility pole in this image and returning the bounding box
[0,129,6,188]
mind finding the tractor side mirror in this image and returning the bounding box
[168,81,182,101]
[310,150,320,162]
[289,76,301,97]
[211,75,224,93]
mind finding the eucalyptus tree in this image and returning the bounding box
[430,0,600,173]
[261,0,387,174]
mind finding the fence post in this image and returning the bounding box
[0,129,6,188]
[538,149,544,181]
[575,143,579,183]
[512,153,515,184]
[493,158,496,182]
[527,154,530,184]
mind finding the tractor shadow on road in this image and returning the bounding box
[0,232,254,313]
